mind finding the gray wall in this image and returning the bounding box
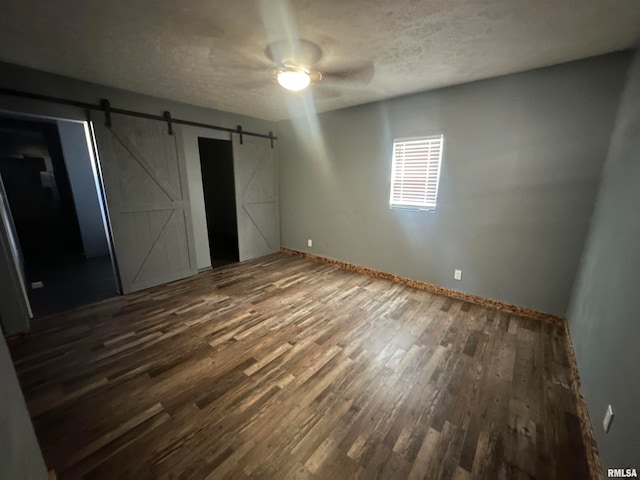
[566,50,640,471]
[0,60,277,271]
[0,331,48,479]
[278,53,631,316]
[57,120,109,258]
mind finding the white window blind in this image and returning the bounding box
[389,135,444,211]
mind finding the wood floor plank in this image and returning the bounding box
[8,252,591,479]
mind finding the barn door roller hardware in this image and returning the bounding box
[163,111,173,136]
[0,87,277,147]
[101,99,112,127]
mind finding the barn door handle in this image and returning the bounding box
[237,125,243,144]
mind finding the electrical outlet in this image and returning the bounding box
[31,281,44,289]
[454,269,462,281]
[603,405,614,433]
[307,239,313,247]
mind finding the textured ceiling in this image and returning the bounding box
[0,0,639,121]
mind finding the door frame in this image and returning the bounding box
[0,109,119,331]
[181,128,233,271]
[0,171,32,330]
[197,136,239,268]
[86,119,122,293]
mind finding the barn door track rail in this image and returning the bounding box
[0,87,277,147]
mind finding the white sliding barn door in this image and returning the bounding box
[92,115,196,293]
[232,136,279,261]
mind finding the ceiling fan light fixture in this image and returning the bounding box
[276,68,311,91]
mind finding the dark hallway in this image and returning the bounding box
[0,117,118,318]
[198,137,239,268]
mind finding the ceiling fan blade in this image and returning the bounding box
[214,39,275,71]
[238,79,278,90]
[265,39,323,68]
[321,62,375,86]
[225,60,272,74]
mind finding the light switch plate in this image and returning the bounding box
[454,269,462,281]
[307,239,313,247]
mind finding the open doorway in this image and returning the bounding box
[0,115,118,318]
[198,137,239,268]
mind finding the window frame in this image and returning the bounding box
[389,134,444,212]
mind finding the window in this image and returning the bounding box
[389,134,444,211]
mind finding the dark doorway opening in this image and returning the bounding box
[198,137,239,268]
[0,116,118,318]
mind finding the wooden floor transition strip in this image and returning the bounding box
[281,247,564,325]
[562,321,603,479]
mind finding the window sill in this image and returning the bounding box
[390,205,436,212]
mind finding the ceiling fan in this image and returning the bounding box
[261,38,375,94]
[266,39,322,91]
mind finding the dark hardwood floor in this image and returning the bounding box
[9,253,590,479]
